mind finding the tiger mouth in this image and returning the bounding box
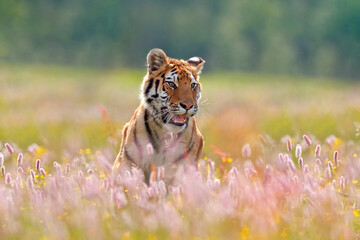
[169,114,188,126]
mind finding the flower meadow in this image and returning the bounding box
[2,66,360,239]
[1,133,360,240]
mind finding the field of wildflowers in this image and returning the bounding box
[1,65,360,239]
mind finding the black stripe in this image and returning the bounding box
[152,106,162,127]
[144,109,159,152]
[133,123,143,160]
[124,147,136,165]
[151,80,159,98]
[161,73,165,78]
[144,78,154,96]
[188,140,195,153]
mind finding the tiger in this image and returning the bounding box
[113,48,205,182]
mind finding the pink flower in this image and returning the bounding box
[314,165,320,175]
[315,144,321,158]
[66,163,70,175]
[30,170,35,180]
[40,168,46,175]
[340,176,346,190]
[242,144,251,158]
[5,173,11,184]
[229,167,239,178]
[17,153,23,166]
[328,161,333,169]
[295,144,302,158]
[286,138,292,151]
[0,153,3,166]
[303,164,309,174]
[332,180,336,189]
[325,167,332,179]
[287,159,296,171]
[5,143,14,155]
[303,135,312,147]
[334,151,339,167]
[298,157,303,169]
[36,159,40,171]
[1,166,5,176]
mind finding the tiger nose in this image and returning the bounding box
[179,102,193,110]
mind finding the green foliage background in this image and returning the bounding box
[0,0,359,78]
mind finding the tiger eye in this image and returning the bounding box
[167,82,176,89]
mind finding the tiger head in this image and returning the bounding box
[141,48,205,133]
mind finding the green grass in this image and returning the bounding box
[0,64,359,159]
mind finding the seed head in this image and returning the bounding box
[229,167,239,178]
[314,165,320,175]
[298,157,303,169]
[332,180,336,189]
[334,151,339,167]
[0,153,4,166]
[303,164,309,174]
[5,143,14,155]
[303,135,312,147]
[40,168,46,175]
[295,144,302,158]
[340,176,346,190]
[36,159,40,171]
[328,161,333,169]
[66,163,70,175]
[286,138,292,151]
[30,170,35,180]
[5,173,11,184]
[17,153,23,166]
[325,167,332,179]
[78,171,84,179]
[242,143,251,158]
[315,144,321,158]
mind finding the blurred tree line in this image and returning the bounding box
[0,0,359,79]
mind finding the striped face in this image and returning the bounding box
[142,49,205,133]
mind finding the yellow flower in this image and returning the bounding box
[353,180,358,184]
[353,209,359,217]
[35,146,46,154]
[240,226,250,239]
[227,157,233,163]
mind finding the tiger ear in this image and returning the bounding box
[187,57,205,74]
[147,48,168,72]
